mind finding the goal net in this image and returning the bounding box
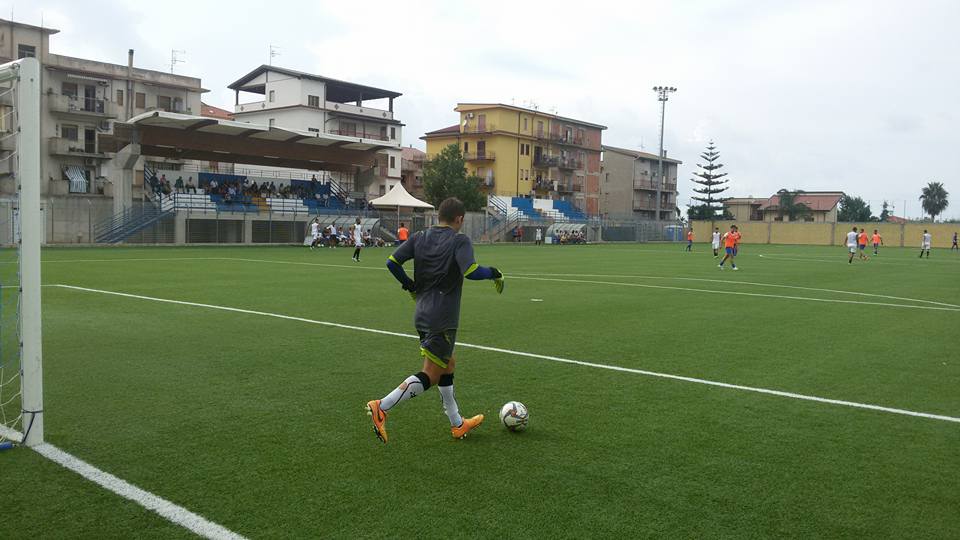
[0,57,43,448]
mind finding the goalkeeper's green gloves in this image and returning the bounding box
[490,267,504,294]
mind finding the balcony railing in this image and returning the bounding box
[461,124,496,134]
[537,131,585,146]
[557,157,583,170]
[463,151,495,161]
[534,156,559,168]
[48,94,118,117]
[48,137,105,157]
[327,129,390,141]
[633,179,677,191]
[633,199,659,211]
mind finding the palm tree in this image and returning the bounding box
[774,189,812,221]
[919,182,949,221]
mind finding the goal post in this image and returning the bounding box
[0,57,43,447]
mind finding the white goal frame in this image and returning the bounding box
[1,57,43,446]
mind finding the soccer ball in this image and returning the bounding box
[499,401,529,432]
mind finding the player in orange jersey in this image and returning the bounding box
[718,225,741,270]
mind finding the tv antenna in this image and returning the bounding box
[269,44,281,65]
[170,49,186,73]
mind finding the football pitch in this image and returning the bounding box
[3,242,959,538]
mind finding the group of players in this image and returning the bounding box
[685,224,959,267]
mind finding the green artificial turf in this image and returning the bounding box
[2,242,958,538]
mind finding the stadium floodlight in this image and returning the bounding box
[652,85,677,221]
[0,58,43,448]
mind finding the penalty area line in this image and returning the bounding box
[0,425,245,540]
[54,284,960,425]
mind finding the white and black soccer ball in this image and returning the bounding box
[499,401,529,432]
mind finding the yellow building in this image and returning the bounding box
[421,103,606,215]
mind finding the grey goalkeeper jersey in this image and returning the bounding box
[391,226,476,332]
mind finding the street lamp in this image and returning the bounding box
[652,86,676,221]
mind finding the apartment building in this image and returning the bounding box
[600,145,681,221]
[228,65,403,198]
[421,103,606,216]
[0,18,205,196]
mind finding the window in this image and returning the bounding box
[340,121,356,136]
[17,44,36,59]
[308,127,320,133]
[61,125,79,141]
[464,142,469,154]
[116,90,124,106]
[308,95,320,107]
[269,90,276,103]
[390,127,396,139]
[135,92,146,108]
[61,82,78,98]
[537,121,544,136]
[523,117,528,131]
[268,118,276,127]
[157,96,172,111]
[390,156,396,169]
[380,125,387,140]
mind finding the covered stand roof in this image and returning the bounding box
[103,111,399,172]
[228,65,401,102]
[369,183,434,209]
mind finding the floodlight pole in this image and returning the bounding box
[653,86,676,222]
[17,58,44,446]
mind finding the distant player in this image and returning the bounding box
[396,222,409,246]
[952,232,958,251]
[857,228,869,260]
[535,227,543,246]
[685,229,694,252]
[872,229,883,255]
[919,229,931,258]
[350,218,364,262]
[328,223,338,249]
[366,198,504,443]
[718,225,740,270]
[846,226,859,264]
[711,228,721,258]
[309,218,321,250]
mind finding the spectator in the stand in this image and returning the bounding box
[161,179,172,196]
[174,176,184,194]
[209,178,218,193]
[311,175,319,194]
[250,181,259,195]
[186,177,197,194]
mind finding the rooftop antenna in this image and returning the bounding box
[639,137,645,151]
[269,44,281,65]
[170,49,186,73]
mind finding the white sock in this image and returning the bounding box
[380,373,428,412]
[439,376,463,427]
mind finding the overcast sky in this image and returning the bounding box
[10,0,960,218]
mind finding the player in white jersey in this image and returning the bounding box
[351,218,364,262]
[919,230,932,258]
[328,224,338,248]
[845,226,859,264]
[309,218,321,250]
[711,228,721,258]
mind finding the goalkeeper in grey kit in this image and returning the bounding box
[366,197,504,443]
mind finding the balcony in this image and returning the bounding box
[633,178,677,191]
[327,129,390,141]
[534,155,559,168]
[537,132,585,147]
[461,124,496,134]
[633,199,659,211]
[48,94,118,118]
[48,137,107,158]
[557,157,583,170]
[463,151,495,161]
[326,100,393,120]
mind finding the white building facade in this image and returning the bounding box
[228,66,403,198]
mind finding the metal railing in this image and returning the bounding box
[327,129,390,141]
[463,151,495,161]
[47,93,118,117]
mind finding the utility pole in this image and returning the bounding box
[652,86,676,221]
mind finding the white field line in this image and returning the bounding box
[34,254,960,310]
[54,284,960,424]
[0,425,245,540]
[509,276,960,312]
[757,253,960,266]
[506,271,960,308]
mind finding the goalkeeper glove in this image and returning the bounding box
[490,267,504,294]
[402,280,417,301]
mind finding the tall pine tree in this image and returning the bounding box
[688,141,731,220]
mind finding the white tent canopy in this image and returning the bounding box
[369,182,434,209]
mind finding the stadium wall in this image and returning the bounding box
[691,220,959,247]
